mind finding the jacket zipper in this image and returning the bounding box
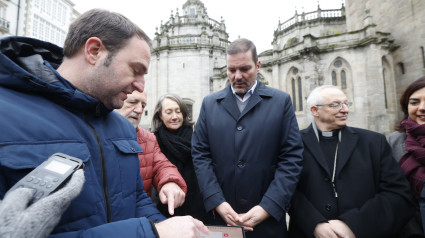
[84,115,111,223]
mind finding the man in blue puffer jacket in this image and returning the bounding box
[0,9,208,238]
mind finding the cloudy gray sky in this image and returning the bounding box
[72,0,344,53]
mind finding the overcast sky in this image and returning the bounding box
[71,0,344,53]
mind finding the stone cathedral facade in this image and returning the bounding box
[142,0,425,135]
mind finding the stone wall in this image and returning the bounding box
[345,0,425,126]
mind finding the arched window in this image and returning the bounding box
[330,59,351,91]
[286,67,303,112]
[328,58,353,106]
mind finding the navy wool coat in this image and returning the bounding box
[192,81,303,238]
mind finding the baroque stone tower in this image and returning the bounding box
[141,0,229,128]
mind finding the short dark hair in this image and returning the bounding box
[151,94,194,133]
[63,9,151,61]
[226,38,258,64]
[398,76,425,131]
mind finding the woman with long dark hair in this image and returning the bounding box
[389,76,425,237]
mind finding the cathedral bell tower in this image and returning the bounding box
[141,0,229,128]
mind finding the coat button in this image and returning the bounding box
[237,160,244,168]
[237,126,243,131]
[324,177,330,182]
[325,204,332,211]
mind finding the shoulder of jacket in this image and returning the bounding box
[207,86,230,101]
[300,125,312,134]
[138,127,156,141]
[258,84,281,95]
[345,126,385,139]
[389,131,406,140]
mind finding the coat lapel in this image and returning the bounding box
[336,126,359,175]
[239,92,261,120]
[217,81,272,122]
[216,85,240,121]
[302,125,332,176]
[239,81,270,120]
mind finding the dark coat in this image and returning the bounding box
[154,126,206,220]
[288,125,415,238]
[192,81,303,238]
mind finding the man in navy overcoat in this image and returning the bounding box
[192,38,303,238]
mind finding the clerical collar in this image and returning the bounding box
[311,121,342,142]
[318,129,339,138]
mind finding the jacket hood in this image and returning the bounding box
[0,36,110,116]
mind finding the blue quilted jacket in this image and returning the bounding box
[0,36,165,237]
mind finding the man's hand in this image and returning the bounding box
[329,220,356,238]
[237,205,269,231]
[314,222,339,238]
[215,202,240,226]
[155,216,210,238]
[159,182,186,215]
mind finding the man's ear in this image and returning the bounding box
[256,60,261,72]
[311,106,320,117]
[84,37,104,65]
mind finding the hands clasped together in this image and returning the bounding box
[314,220,356,238]
[215,202,270,232]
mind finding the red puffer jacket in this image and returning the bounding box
[137,127,187,196]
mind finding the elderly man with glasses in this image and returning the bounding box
[288,85,415,238]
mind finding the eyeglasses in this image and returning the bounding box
[316,101,352,110]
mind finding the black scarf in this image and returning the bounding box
[154,124,206,219]
[155,124,193,167]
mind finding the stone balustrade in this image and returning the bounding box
[0,17,10,32]
[278,7,345,32]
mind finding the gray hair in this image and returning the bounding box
[306,85,340,119]
[151,93,194,132]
